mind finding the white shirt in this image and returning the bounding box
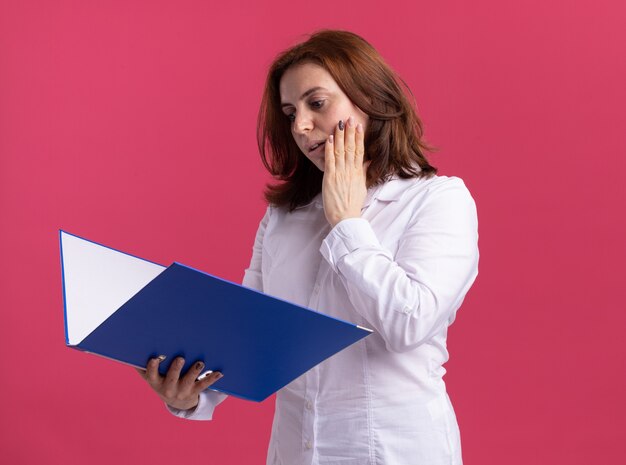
[170,174,479,465]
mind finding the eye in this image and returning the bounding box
[287,113,296,122]
[310,100,324,109]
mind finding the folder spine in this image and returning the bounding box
[59,230,70,345]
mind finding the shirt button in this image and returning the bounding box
[305,400,313,410]
[305,440,312,450]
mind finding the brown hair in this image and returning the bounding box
[257,29,437,211]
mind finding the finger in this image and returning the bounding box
[334,119,345,171]
[163,356,185,390]
[146,355,166,385]
[363,160,371,180]
[193,371,224,395]
[324,134,335,175]
[355,122,365,167]
[344,116,357,168]
[180,360,205,390]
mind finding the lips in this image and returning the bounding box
[308,141,326,153]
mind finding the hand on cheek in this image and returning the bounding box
[322,116,370,228]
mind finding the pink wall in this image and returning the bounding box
[1,1,624,463]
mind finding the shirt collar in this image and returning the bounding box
[362,174,417,207]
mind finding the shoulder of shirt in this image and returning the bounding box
[376,174,472,203]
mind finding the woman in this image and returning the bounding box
[139,30,479,465]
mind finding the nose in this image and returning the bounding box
[292,112,313,134]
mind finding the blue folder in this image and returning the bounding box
[59,230,372,402]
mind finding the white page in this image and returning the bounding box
[60,231,166,345]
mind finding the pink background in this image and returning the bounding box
[1,0,624,463]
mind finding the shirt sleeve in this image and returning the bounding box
[165,389,228,421]
[242,206,271,292]
[320,178,479,353]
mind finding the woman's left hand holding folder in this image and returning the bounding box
[136,356,223,411]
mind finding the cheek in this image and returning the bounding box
[289,126,300,142]
[323,104,344,125]
[338,104,366,128]
[353,107,368,127]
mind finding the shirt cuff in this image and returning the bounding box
[165,389,227,421]
[320,218,381,272]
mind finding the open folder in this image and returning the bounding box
[59,230,372,402]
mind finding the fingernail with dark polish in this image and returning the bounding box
[195,362,204,370]
[338,120,344,131]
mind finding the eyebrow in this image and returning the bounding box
[281,87,327,108]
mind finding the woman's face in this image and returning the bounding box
[279,62,368,171]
